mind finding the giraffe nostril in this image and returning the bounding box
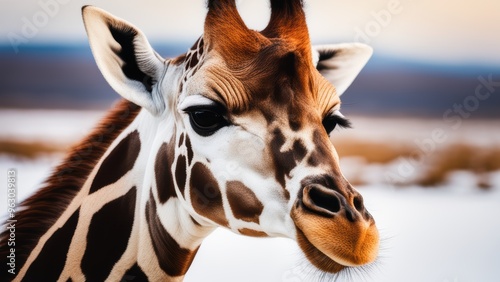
[302,184,341,217]
[309,186,341,213]
[353,195,364,213]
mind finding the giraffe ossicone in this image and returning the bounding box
[1,1,379,280]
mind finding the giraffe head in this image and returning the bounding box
[83,0,378,275]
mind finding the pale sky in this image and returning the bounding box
[2,0,500,65]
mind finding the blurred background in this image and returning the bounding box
[1,0,499,281]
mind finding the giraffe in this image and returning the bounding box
[0,1,379,281]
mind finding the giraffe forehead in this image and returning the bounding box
[185,56,340,122]
[179,32,340,117]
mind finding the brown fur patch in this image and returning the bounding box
[307,129,336,167]
[171,37,203,66]
[226,181,264,224]
[89,130,141,193]
[238,228,268,237]
[269,128,293,187]
[190,216,202,227]
[175,155,188,195]
[178,133,185,147]
[170,53,187,66]
[269,128,306,201]
[22,208,80,281]
[122,263,148,281]
[0,100,140,277]
[185,135,194,166]
[189,162,228,227]
[82,187,137,281]
[155,140,177,204]
[146,192,199,277]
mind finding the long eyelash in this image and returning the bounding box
[183,102,227,115]
[333,115,352,129]
[324,115,352,130]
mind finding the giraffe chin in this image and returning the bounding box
[291,207,380,274]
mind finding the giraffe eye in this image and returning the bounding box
[186,105,229,137]
[322,115,352,134]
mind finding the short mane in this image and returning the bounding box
[0,100,141,275]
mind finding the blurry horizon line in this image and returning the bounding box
[2,41,500,72]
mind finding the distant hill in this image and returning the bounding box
[343,55,500,118]
[1,44,499,118]
[0,43,188,110]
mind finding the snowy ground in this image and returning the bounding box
[188,186,500,282]
[1,110,500,281]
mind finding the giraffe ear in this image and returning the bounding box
[82,6,166,115]
[312,43,373,96]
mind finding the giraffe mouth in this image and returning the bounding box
[291,202,380,273]
[295,227,347,273]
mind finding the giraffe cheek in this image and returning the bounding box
[189,162,229,227]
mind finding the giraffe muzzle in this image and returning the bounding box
[291,181,379,273]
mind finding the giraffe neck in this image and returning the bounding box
[12,105,213,281]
